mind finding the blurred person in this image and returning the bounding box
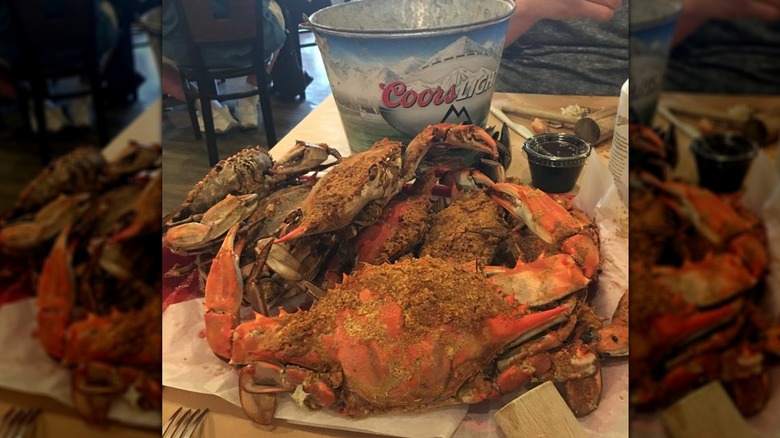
[663,0,780,93]
[0,0,119,132]
[496,0,627,95]
[161,0,287,133]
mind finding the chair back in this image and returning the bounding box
[176,0,260,43]
[10,0,96,50]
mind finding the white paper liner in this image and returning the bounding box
[630,151,780,437]
[162,153,628,437]
[0,298,161,428]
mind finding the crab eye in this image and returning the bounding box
[368,164,379,181]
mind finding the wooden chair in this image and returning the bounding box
[173,0,277,166]
[9,0,109,164]
[279,0,339,101]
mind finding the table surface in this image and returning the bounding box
[161,91,621,438]
[0,98,162,438]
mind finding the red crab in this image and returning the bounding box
[228,256,571,423]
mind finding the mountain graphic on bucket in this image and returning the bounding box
[304,0,514,153]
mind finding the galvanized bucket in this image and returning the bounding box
[303,0,515,153]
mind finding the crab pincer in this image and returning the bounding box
[204,223,245,360]
[163,193,259,254]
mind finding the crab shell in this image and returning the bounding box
[230,256,570,419]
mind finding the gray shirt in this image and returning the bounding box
[663,19,780,94]
[496,5,628,96]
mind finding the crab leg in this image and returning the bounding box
[652,300,742,352]
[37,224,76,359]
[204,224,245,359]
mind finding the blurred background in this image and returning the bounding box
[0,0,161,212]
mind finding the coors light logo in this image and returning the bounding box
[377,36,500,137]
[325,36,502,139]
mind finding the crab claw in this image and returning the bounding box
[652,253,757,308]
[271,141,341,175]
[646,178,751,245]
[402,124,498,181]
[653,300,742,350]
[485,254,590,307]
[204,223,245,359]
[37,223,76,359]
[0,193,90,251]
[490,182,583,244]
[163,193,258,253]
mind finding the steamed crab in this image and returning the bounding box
[232,257,574,422]
[0,144,163,423]
[180,123,625,424]
[629,161,775,415]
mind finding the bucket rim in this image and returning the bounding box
[303,0,516,38]
[630,1,683,33]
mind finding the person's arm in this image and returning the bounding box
[504,0,622,47]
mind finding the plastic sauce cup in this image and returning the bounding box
[523,134,592,193]
[690,133,759,193]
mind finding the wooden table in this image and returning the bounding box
[0,99,162,438]
[162,92,622,438]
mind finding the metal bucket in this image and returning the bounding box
[303,0,515,153]
[629,0,682,125]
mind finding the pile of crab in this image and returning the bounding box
[162,123,627,425]
[0,143,163,422]
[629,124,779,416]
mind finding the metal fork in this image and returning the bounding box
[162,407,209,438]
[0,407,41,438]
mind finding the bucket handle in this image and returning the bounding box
[299,14,313,31]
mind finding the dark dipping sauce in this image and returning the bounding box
[690,133,758,193]
[523,133,592,193]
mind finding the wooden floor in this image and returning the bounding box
[0,31,161,213]
[161,33,331,215]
